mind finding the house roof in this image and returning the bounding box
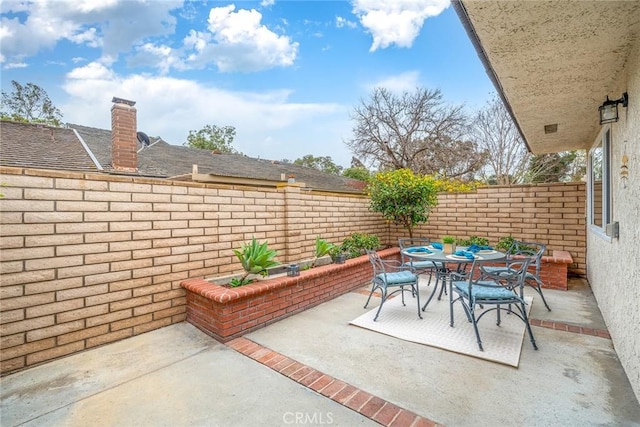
[453,0,640,154]
[0,120,365,193]
[0,121,102,172]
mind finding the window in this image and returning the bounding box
[588,128,611,233]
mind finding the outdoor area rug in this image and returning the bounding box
[350,287,534,368]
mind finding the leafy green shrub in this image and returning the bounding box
[442,236,456,244]
[495,235,515,252]
[496,236,536,254]
[230,237,280,287]
[457,235,490,247]
[311,236,336,268]
[341,232,380,259]
[368,169,439,238]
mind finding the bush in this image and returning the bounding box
[368,169,439,239]
[457,235,490,247]
[341,232,380,259]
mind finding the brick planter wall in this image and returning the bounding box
[182,247,572,343]
[181,248,399,342]
[539,251,573,290]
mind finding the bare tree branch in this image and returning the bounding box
[345,87,485,177]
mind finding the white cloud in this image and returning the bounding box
[178,4,298,72]
[336,16,357,29]
[0,0,182,63]
[3,61,27,69]
[367,71,421,93]
[351,0,449,51]
[60,63,353,166]
[260,0,275,7]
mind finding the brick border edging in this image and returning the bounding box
[227,337,440,427]
[529,319,611,339]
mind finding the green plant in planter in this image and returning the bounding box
[495,235,516,252]
[495,235,535,254]
[311,236,336,268]
[442,236,456,244]
[230,237,280,287]
[328,245,346,263]
[457,235,490,247]
[341,232,380,259]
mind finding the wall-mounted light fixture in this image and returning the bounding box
[599,92,628,125]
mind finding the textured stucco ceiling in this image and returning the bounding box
[457,1,640,154]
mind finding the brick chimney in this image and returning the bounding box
[111,97,137,172]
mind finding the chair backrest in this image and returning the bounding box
[507,241,546,276]
[398,237,431,264]
[468,257,532,294]
[366,249,385,276]
[398,237,431,249]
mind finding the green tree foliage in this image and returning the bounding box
[1,80,63,126]
[185,124,238,153]
[368,169,439,238]
[346,86,485,178]
[293,155,343,175]
[342,166,371,182]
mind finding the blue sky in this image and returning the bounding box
[0,0,495,168]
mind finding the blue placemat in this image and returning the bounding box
[467,244,494,253]
[454,250,475,260]
[407,247,432,254]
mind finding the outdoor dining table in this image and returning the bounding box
[401,245,507,311]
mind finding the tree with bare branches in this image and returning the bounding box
[472,95,530,185]
[473,94,586,184]
[345,87,485,178]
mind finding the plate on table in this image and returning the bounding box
[477,250,497,255]
[406,249,435,257]
[447,254,482,261]
[426,245,441,251]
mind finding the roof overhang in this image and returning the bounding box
[453,0,640,154]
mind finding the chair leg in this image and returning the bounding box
[469,308,484,351]
[530,277,551,311]
[414,283,422,319]
[520,301,539,350]
[373,287,387,321]
[364,282,378,309]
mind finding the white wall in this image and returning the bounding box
[587,38,640,401]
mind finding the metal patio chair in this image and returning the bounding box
[364,250,422,321]
[485,240,551,311]
[449,257,538,352]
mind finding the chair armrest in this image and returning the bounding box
[381,259,408,272]
[449,271,467,281]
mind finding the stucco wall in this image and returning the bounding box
[586,39,640,401]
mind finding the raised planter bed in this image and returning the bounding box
[181,247,572,343]
[181,248,400,342]
[539,250,573,290]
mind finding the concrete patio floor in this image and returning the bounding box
[1,278,639,427]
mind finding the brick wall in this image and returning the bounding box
[0,167,586,375]
[0,168,380,374]
[390,183,587,276]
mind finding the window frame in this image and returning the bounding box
[587,127,612,241]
